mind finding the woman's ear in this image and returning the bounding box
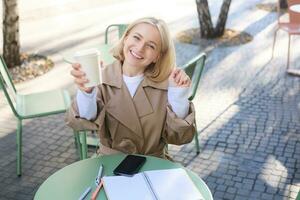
[123,33,130,42]
[153,54,161,63]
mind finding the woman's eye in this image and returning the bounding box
[147,44,155,50]
[133,35,140,40]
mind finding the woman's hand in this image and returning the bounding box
[70,63,94,93]
[168,68,191,88]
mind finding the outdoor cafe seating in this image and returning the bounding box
[272,0,300,75]
[0,55,81,176]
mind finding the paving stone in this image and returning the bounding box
[234,194,249,200]
[236,188,251,197]
[266,186,278,195]
[226,186,237,194]
[253,183,266,192]
[237,171,247,178]
[216,184,227,192]
[213,191,226,199]
[224,180,235,187]
[232,176,242,183]
[261,193,274,200]
[248,191,261,199]
[223,192,235,200]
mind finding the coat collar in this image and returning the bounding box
[101,60,123,88]
[101,60,169,90]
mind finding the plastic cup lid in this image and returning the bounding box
[74,48,101,58]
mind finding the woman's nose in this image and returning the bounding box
[136,42,145,52]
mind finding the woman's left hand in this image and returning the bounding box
[168,68,191,88]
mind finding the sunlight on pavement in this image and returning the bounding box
[260,155,287,189]
[195,92,240,130]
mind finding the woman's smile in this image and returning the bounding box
[130,50,144,60]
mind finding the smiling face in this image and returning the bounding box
[122,23,162,76]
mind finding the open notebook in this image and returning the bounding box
[102,168,204,200]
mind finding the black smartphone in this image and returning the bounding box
[113,155,146,176]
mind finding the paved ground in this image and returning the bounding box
[1,0,300,199]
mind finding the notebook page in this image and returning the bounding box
[144,168,204,200]
[102,173,155,200]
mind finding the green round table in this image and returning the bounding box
[34,154,213,200]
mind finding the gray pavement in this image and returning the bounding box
[1,0,300,199]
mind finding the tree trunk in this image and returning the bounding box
[279,0,288,9]
[196,0,232,39]
[196,0,214,38]
[3,0,20,68]
[214,0,231,37]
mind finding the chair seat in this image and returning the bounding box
[16,89,70,118]
[278,22,300,34]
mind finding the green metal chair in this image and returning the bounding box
[182,52,206,154]
[76,130,99,160]
[0,56,81,176]
[104,24,128,44]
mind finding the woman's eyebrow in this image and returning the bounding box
[134,32,143,38]
[134,32,158,47]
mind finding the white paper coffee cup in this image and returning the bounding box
[74,48,101,88]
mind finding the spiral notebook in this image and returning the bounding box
[102,168,204,200]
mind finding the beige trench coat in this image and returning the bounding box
[65,60,196,159]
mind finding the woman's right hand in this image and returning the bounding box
[70,63,94,93]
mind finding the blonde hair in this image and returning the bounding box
[111,17,175,82]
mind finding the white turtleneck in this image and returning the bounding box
[122,74,144,97]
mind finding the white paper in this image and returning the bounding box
[103,173,154,200]
[102,168,204,200]
[145,168,204,200]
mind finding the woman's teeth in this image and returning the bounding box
[131,50,143,59]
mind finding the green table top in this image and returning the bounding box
[34,154,213,200]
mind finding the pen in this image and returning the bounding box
[95,164,103,186]
[91,163,104,200]
[91,180,104,200]
[78,186,91,200]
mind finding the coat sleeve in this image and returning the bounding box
[65,87,105,131]
[162,102,196,145]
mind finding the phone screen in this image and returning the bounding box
[113,155,146,176]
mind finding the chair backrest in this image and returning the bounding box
[182,53,206,101]
[0,55,19,117]
[104,24,128,44]
[288,0,300,23]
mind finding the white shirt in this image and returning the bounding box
[122,74,144,97]
[77,75,190,120]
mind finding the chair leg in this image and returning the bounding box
[271,28,279,60]
[79,131,88,159]
[73,131,82,159]
[17,119,22,176]
[194,131,200,154]
[287,34,291,70]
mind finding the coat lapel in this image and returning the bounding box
[102,61,143,138]
[105,84,143,138]
[133,84,153,117]
[135,78,168,117]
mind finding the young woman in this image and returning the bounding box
[66,17,196,159]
